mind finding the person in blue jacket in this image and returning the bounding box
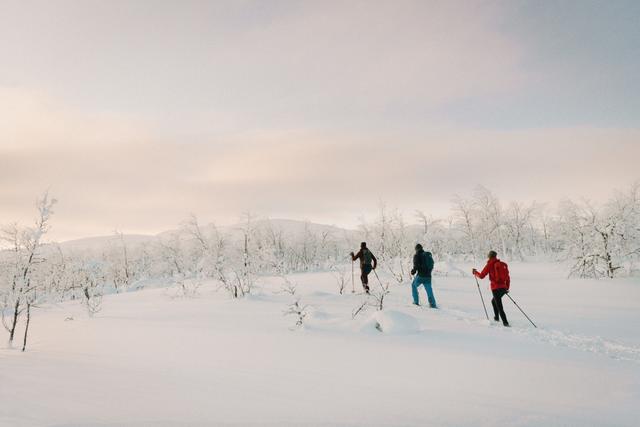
[410,244,436,308]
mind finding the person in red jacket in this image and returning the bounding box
[472,250,510,327]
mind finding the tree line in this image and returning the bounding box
[2,183,639,350]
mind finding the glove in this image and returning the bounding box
[411,269,416,276]
[472,268,478,275]
[350,252,354,257]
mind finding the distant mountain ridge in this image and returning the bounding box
[56,219,360,252]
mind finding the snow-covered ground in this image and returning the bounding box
[2,262,639,427]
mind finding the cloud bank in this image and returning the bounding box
[0,1,638,239]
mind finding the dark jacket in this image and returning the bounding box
[352,248,377,270]
[412,249,434,278]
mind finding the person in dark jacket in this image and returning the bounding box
[410,244,436,307]
[473,250,510,327]
[350,242,377,294]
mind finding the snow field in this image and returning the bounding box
[2,262,639,426]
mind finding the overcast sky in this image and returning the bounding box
[1,0,639,240]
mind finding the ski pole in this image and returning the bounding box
[506,293,537,328]
[351,258,355,293]
[373,269,386,291]
[474,276,490,321]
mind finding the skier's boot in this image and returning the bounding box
[494,316,499,322]
[503,321,510,327]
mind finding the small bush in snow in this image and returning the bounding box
[284,299,308,328]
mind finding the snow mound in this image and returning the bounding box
[360,310,421,334]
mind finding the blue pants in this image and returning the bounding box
[412,275,436,307]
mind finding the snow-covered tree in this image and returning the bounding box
[0,192,56,350]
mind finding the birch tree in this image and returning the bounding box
[1,192,56,350]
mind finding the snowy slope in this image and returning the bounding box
[56,234,156,252]
[156,218,359,241]
[1,262,639,427]
[47,218,357,253]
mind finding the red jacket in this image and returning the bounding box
[474,258,510,291]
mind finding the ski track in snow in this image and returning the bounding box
[434,304,640,364]
[519,328,640,364]
[303,288,640,365]
[296,272,640,365]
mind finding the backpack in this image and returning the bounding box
[493,260,510,288]
[416,251,434,276]
[423,251,434,275]
[362,248,373,265]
